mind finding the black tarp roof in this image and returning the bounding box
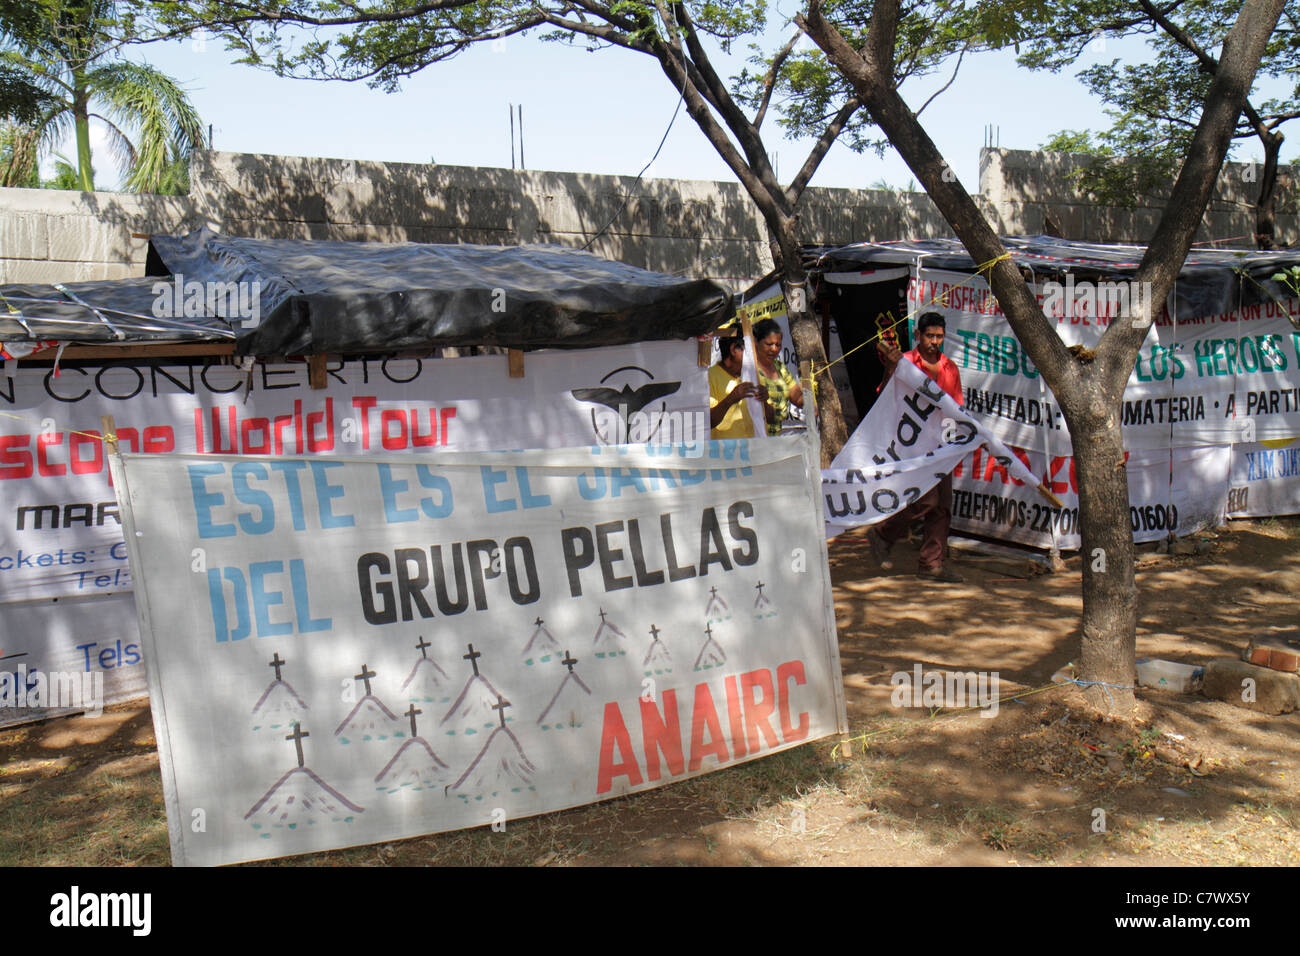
[806,236,1300,321]
[0,277,237,345]
[0,228,734,355]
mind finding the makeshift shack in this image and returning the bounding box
[742,236,1300,550]
[0,229,733,727]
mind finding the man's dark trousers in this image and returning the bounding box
[876,474,952,572]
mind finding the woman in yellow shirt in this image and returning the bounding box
[708,332,762,439]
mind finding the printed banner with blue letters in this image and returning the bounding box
[112,436,846,866]
[0,343,706,603]
[1227,438,1300,516]
[0,343,705,728]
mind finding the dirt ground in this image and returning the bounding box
[2,518,1297,867]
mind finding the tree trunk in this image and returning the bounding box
[73,77,93,192]
[766,219,848,465]
[798,0,1284,714]
[1062,390,1138,710]
[1254,129,1282,249]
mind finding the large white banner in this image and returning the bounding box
[0,343,706,604]
[948,442,1232,549]
[823,359,1037,535]
[0,592,144,724]
[0,342,705,730]
[1227,438,1300,516]
[912,268,1300,546]
[112,436,846,866]
[913,268,1300,450]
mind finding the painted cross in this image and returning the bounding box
[534,617,545,627]
[709,586,719,599]
[415,636,431,659]
[562,651,578,673]
[286,722,309,768]
[355,663,376,697]
[705,622,713,638]
[492,695,511,728]
[755,581,766,598]
[464,643,482,677]
[405,703,422,736]
[268,652,285,682]
[649,623,661,640]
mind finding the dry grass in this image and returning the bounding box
[3,692,1298,866]
[3,518,1299,867]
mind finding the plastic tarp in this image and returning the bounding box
[0,278,236,345]
[810,235,1300,322]
[151,229,732,354]
[0,228,733,355]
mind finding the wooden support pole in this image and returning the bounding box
[308,354,328,390]
[101,414,118,455]
[1037,483,1065,509]
[507,348,525,378]
[697,337,712,367]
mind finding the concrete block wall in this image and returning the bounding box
[4,146,1289,291]
[185,150,958,286]
[0,149,955,289]
[980,147,1300,246]
[0,187,199,284]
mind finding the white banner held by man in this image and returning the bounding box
[823,358,1038,536]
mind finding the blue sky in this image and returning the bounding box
[63,19,1289,195]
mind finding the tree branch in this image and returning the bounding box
[665,2,786,211]
[535,13,654,55]
[1103,0,1288,376]
[643,33,782,224]
[135,0,488,37]
[785,95,859,205]
[753,32,800,129]
[915,45,966,118]
[864,0,900,77]
[1137,0,1267,132]
[798,0,1079,393]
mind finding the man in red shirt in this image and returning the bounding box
[868,311,964,583]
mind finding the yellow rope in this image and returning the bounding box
[975,252,1012,274]
[811,262,1002,380]
[829,680,1067,760]
[0,408,110,443]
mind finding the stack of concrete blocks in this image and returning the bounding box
[1202,637,1300,715]
[0,188,200,285]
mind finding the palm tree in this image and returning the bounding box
[1,122,41,187]
[0,0,204,193]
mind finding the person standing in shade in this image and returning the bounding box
[868,311,965,583]
[752,318,804,435]
[709,331,762,439]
